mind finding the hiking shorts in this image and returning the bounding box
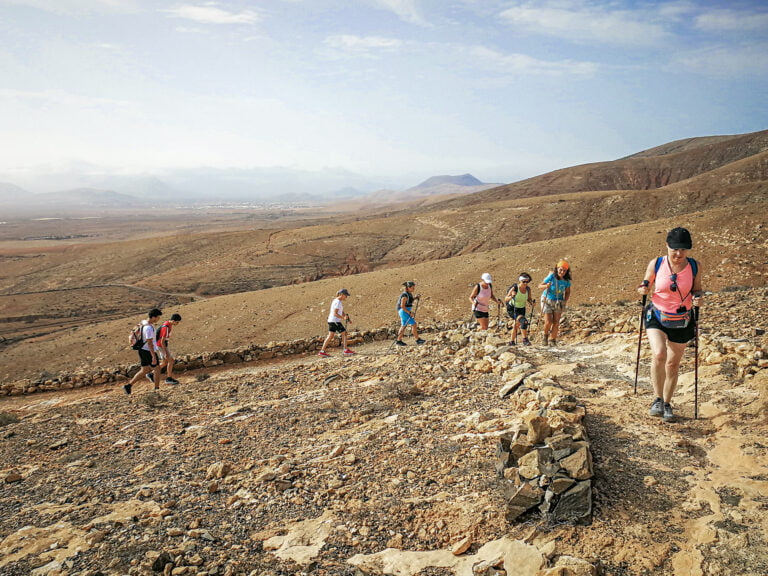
[473,310,489,319]
[645,311,695,344]
[327,322,346,333]
[399,309,416,326]
[542,299,565,315]
[509,306,526,320]
[138,349,158,367]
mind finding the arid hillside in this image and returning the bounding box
[0,202,765,384]
[444,128,768,204]
[0,129,766,382]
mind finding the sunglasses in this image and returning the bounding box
[520,280,530,284]
[670,273,678,292]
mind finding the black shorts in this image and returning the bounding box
[328,322,346,333]
[138,349,158,367]
[473,310,489,319]
[510,306,526,319]
[645,310,695,344]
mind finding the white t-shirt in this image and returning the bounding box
[140,320,156,351]
[327,298,344,323]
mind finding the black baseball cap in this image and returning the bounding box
[338,288,350,296]
[666,227,692,249]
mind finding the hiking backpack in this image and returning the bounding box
[156,321,172,346]
[128,323,144,350]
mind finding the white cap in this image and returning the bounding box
[481,273,492,284]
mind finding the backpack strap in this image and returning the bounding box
[655,256,698,277]
[687,257,698,278]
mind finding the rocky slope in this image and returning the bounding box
[1,288,766,576]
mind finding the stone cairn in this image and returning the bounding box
[495,366,593,525]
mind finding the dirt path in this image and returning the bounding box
[1,331,766,575]
[545,337,768,575]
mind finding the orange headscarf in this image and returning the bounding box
[557,259,570,271]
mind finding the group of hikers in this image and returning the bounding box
[123,309,182,395]
[127,227,703,423]
[465,259,572,346]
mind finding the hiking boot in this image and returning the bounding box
[123,383,132,395]
[549,339,557,347]
[343,348,356,355]
[649,397,664,417]
[395,340,407,347]
[543,334,549,346]
[662,403,675,422]
[165,377,179,385]
[509,340,516,346]
[318,350,330,357]
[145,373,154,383]
[522,337,531,346]
[416,338,425,345]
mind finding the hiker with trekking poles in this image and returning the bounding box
[318,288,355,357]
[504,273,535,345]
[636,227,703,422]
[539,260,572,347]
[395,281,425,347]
[469,273,502,331]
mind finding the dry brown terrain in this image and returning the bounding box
[0,292,766,575]
[0,129,767,576]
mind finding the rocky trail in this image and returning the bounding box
[1,317,767,576]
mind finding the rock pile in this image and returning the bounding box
[496,369,592,524]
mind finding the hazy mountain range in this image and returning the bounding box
[0,168,494,214]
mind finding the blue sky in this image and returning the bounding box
[1,0,767,190]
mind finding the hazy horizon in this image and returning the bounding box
[2,0,767,193]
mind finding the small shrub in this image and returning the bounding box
[0,413,19,427]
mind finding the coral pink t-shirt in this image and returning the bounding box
[652,256,694,313]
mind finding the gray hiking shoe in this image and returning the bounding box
[395,340,407,346]
[543,334,549,346]
[649,397,664,417]
[549,339,557,347]
[662,403,675,422]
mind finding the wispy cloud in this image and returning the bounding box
[0,0,138,14]
[694,8,768,34]
[373,0,428,26]
[468,45,598,77]
[324,34,403,54]
[498,1,671,47]
[673,42,768,78]
[162,3,261,25]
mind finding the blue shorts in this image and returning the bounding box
[399,309,415,326]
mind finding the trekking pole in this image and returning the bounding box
[528,302,536,342]
[694,305,700,419]
[633,294,647,395]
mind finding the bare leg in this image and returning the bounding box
[550,311,563,340]
[321,332,334,353]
